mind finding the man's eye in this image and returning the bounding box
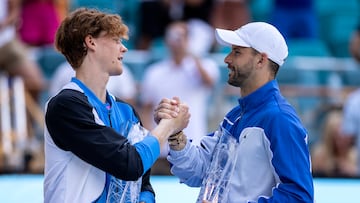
[113,38,122,44]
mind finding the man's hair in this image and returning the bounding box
[251,48,280,78]
[269,60,280,77]
[55,8,128,68]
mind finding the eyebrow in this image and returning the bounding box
[232,46,247,51]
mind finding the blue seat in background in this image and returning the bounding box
[36,46,66,79]
[325,14,359,57]
[118,0,140,50]
[315,0,360,57]
[315,0,359,17]
[250,0,274,22]
[287,38,331,57]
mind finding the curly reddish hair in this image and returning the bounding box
[55,8,128,68]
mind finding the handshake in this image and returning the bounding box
[153,97,189,151]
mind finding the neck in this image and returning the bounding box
[172,51,186,65]
[76,63,109,103]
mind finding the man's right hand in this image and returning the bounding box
[158,100,190,135]
[154,97,181,124]
[150,97,190,148]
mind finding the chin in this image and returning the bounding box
[117,64,124,73]
[110,68,123,76]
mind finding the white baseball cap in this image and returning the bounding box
[215,22,288,66]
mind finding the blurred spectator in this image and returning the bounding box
[136,0,215,54]
[210,0,251,52]
[140,21,219,174]
[187,18,215,57]
[1,0,46,173]
[269,0,319,40]
[49,61,138,107]
[340,23,360,177]
[183,0,213,19]
[349,23,360,63]
[0,0,45,100]
[17,0,62,82]
[180,0,216,56]
[136,0,172,50]
[68,1,136,47]
[210,0,251,30]
[54,0,70,21]
[18,0,60,47]
[311,107,358,177]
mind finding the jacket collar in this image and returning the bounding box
[238,80,280,111]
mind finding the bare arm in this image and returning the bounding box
[140,102,156,130]
[191,54,216,87]
[0,0,21,30]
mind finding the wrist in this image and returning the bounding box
[168,131,187,151]
[151,120,173,146]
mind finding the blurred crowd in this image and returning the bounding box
[0,0,360,178]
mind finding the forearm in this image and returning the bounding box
[150,119,177,147]
[140,104,155,129]
[4,0,20,26]
[193,56,215,87]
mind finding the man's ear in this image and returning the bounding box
[258,53,269,65]
[84,35,95,50]
[258,56,263,65]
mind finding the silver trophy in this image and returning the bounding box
[106,121,148,203]
[197,126,238,203]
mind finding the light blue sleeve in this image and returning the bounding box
[167,133,219,187]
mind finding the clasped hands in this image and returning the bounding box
[154,97,189,151]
